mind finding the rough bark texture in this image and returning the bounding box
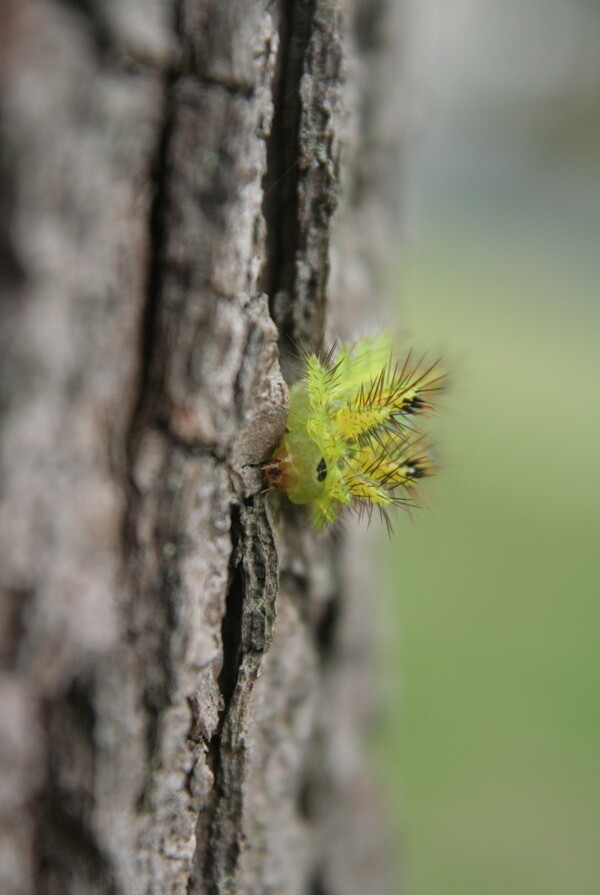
[0,1,406,893]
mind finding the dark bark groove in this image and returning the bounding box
[262,0,317,339]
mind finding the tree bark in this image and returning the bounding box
[0,1,407,893]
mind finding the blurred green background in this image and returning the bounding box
[373,1,600,893]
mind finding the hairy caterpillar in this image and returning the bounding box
[264,334,445,531]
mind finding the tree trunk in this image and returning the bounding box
[0,1,407,893]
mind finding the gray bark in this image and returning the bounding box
[0,1,407,893]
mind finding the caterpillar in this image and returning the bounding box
[264,334,445,531]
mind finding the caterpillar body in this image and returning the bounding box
[264,334,445,531]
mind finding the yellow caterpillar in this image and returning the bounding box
[264,334,445,530]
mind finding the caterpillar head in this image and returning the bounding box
[263,429,328,504]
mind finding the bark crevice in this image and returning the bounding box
[194,500,278,895]
[261,0,317,348]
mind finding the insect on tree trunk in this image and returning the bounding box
[0,1,410,893]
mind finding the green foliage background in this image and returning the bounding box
[374,217,599,894]
[370,3,600,889]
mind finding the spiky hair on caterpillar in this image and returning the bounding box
[263,334,446,531]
